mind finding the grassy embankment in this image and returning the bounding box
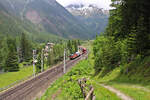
[0,65,33,89]
[95,56,150,100]
[40,41,150,100]
[0,61,58,91]
[40,42,121,100]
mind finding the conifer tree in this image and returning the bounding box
[47,51,53,67]
[74,40,78,52]
[67,40,73,54]
[77,40,81,46]
[20,33,32,62]
[136,15,150,56]
[5,51,19,72]
[5,37,19,72]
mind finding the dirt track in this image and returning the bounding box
[101,84,133,100]
[0,53,88,100]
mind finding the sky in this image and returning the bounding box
[56,0,112,10]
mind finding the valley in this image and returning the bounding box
[0,0,150,100]
[0,0,107,40]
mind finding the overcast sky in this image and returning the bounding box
[56,0,112,10]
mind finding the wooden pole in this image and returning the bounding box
[85,87,94,100]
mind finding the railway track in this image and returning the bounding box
[0,53,88,100]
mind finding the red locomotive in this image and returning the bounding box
[80,47,87,54]
[69,47,87,60]
[69,52,80,60]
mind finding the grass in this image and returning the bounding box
[91,81,121,100]
[0,66,33,89]
[40,59,121,100]
[0,57,64,91]
[40,59,92,100]
[111,84,150,100]
[94,65,150,100]
[40,42,121,100]
[89,44,150,100]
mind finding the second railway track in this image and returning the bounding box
[0,53,88,100]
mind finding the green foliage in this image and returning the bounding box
[96,66,150,100]
[107,0,150,56]
[47,50,54,67]
[0,34,34,72]
[0,0,98,40]
[41,49,120,100]
[20,33,32,62]
[41,59,93,100]
[0,7,65,43]
[93,0,150,76]
[36,52,41,73]
[0,65,33,89]
[5,51,19,72]
[53,44,64,62]
[93,36,127,75]
[67,40,80,54]
[46,43,65,67]
[4,37,19,72]
[112,84,150,100]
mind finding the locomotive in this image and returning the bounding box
[69,47,87,60]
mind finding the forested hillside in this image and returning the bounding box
[0,3,65,43]
[0,0,96,39]
[93,0,150,80]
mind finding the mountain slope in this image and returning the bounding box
[0,0,94,39]
[0,0,109,40]
[24,0,92,39]
[66,4,109,37]
[0,3,64,42]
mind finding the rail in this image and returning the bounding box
[0,75,33,92]
[0,58,70,92]
[0,53,88,100]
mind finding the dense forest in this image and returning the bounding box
[93,0,150,76]
[0,33,34,72]
[0,32,80,73]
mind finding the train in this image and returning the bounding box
[69,47,87,60]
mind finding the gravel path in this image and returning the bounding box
[101,84,133,100]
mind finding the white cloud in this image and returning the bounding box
[56,0,112,10]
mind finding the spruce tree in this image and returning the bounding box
[20,33,32,62]
[127,25,137,56]
[67,40,73,54]
[5,37,19,72]
[136,15,150,56]
[47,51,53,67]
[5,51,19,72]
[73,40,78,52]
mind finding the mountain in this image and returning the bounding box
[66,4,109,37]
[0,3,64,43]
[0,0,94,40]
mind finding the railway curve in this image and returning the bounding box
[0,53,88,100]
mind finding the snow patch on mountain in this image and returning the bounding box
[66,4,109,17]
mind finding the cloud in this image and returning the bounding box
[56,0,112,10]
